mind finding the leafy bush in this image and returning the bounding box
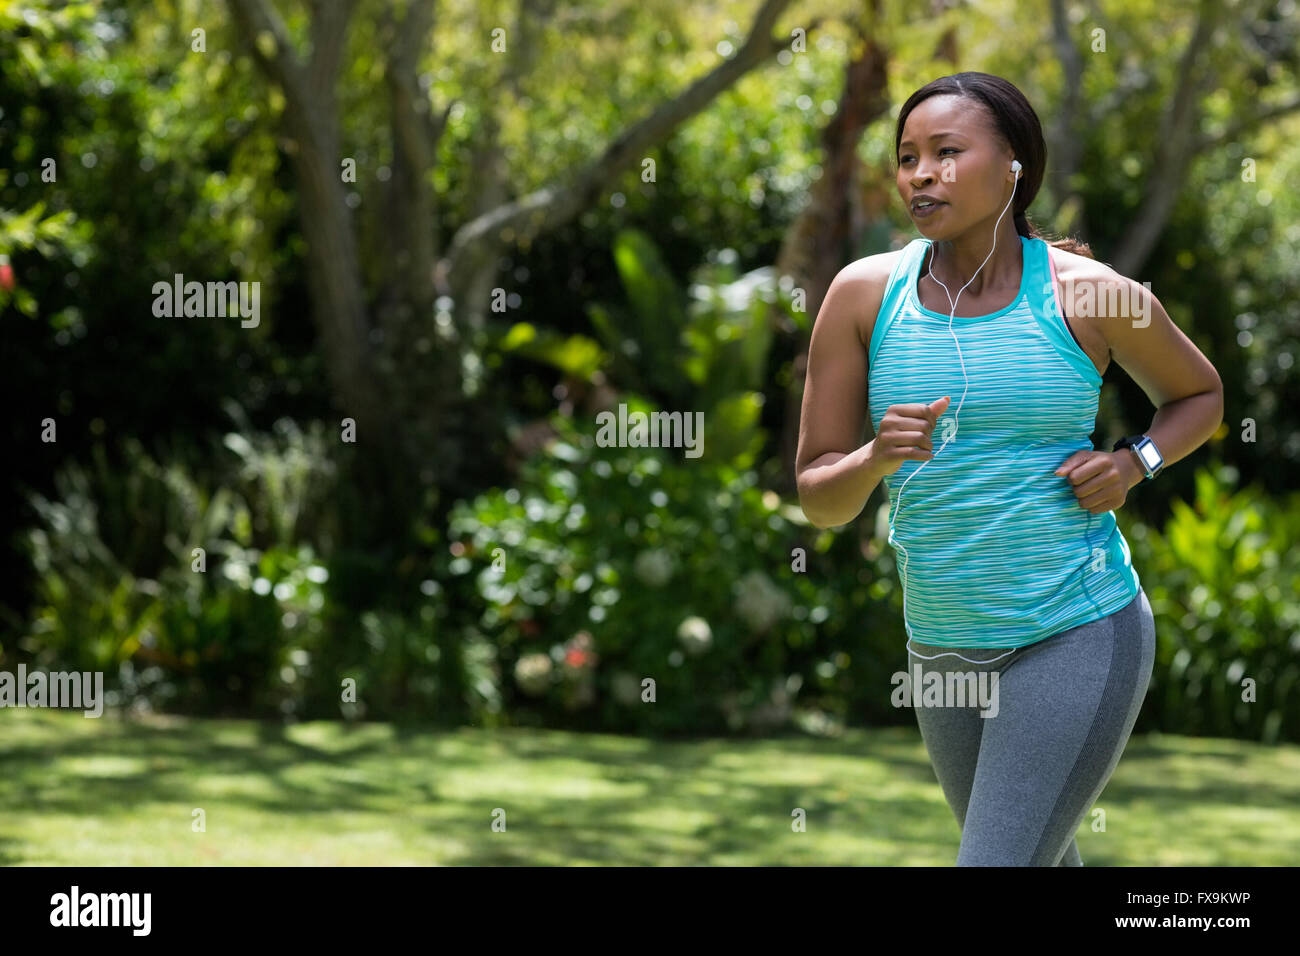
[448,401,909,736]
[452,419,1300,743]
[17,421,460,722]
[495,227,793,470]
[1124,464,1300,743]
[21,414,1297,743]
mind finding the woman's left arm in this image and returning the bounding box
[1056,268,1225,513]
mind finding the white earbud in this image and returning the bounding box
[1011,159,1022,176]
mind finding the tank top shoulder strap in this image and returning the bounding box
[1027,236,1103,387]
[868,239,927,368]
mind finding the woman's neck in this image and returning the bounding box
[924,229,1023,297]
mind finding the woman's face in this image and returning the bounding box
[896,94,1016,239]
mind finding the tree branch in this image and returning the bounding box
[1191,92,1300,152]
[440,0,803,289]
[456,0,558,236]
[1047,0,1085,232]
[1111,0,1220,276]
[384,0,439,180]
[225,0,307,107]
[307,0,358,102]
[377,0,441,315]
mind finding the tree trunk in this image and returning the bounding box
[774,22,890,495]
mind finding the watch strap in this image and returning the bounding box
[1112,434,1158,481]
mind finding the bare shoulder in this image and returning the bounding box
[1045,244,1123,284]
[1044,244,1147,377]
[823,249,907,349]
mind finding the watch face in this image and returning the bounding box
[1138,442,1162,470]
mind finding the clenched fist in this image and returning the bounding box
[1055,449,1144,514]
[869,395,950,477]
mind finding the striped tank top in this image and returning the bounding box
[867,233,1141,648]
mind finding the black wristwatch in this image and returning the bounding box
[1112,434,1164,482]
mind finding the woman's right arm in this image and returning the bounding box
[795,257,937,529]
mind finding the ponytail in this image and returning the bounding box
[1016,209,1094,259]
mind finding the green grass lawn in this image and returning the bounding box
[1,708,1295,865]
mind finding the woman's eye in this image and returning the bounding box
[899,147,958,164]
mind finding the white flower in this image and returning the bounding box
[611,671,643,705]
[514,653,553,696]
[733,569,792,633]
[633,548,676,587]
[677,615,712,655]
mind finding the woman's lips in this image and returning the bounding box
[912,201,945,219]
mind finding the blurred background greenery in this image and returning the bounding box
[2,0,1297,750]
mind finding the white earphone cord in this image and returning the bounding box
[898,160,1022,664]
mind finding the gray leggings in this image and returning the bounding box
[907,588,1156,866]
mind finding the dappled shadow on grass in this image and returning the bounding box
[407,725,960,866]
[0,834,25,866]
[1106,737,1299,810]
[0,712,404,819]
[0,712,955,864]
[0,711,1293,865]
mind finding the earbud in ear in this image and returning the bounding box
[1011,159,1022,176]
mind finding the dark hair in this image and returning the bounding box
[894,72,1093,259]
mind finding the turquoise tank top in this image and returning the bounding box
[867,234,1141,648]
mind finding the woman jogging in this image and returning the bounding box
[794,72,1224,866]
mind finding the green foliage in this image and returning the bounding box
[681,262,774,407]
[451,427,1300,742]
[6,0,1300,747]
[16,423,460,722]
[18,415,1300,741]
[0,198,89,315]
[1125,465,1300,743]
[585,229,784,413]
[501,229,793,470]
[0,0,97,84]
[24,454,163,677]
[586,228,691,401]
[218,401,340,552]
[21,432,322,715]
[448,407,908,736]
[496,321,607,382]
